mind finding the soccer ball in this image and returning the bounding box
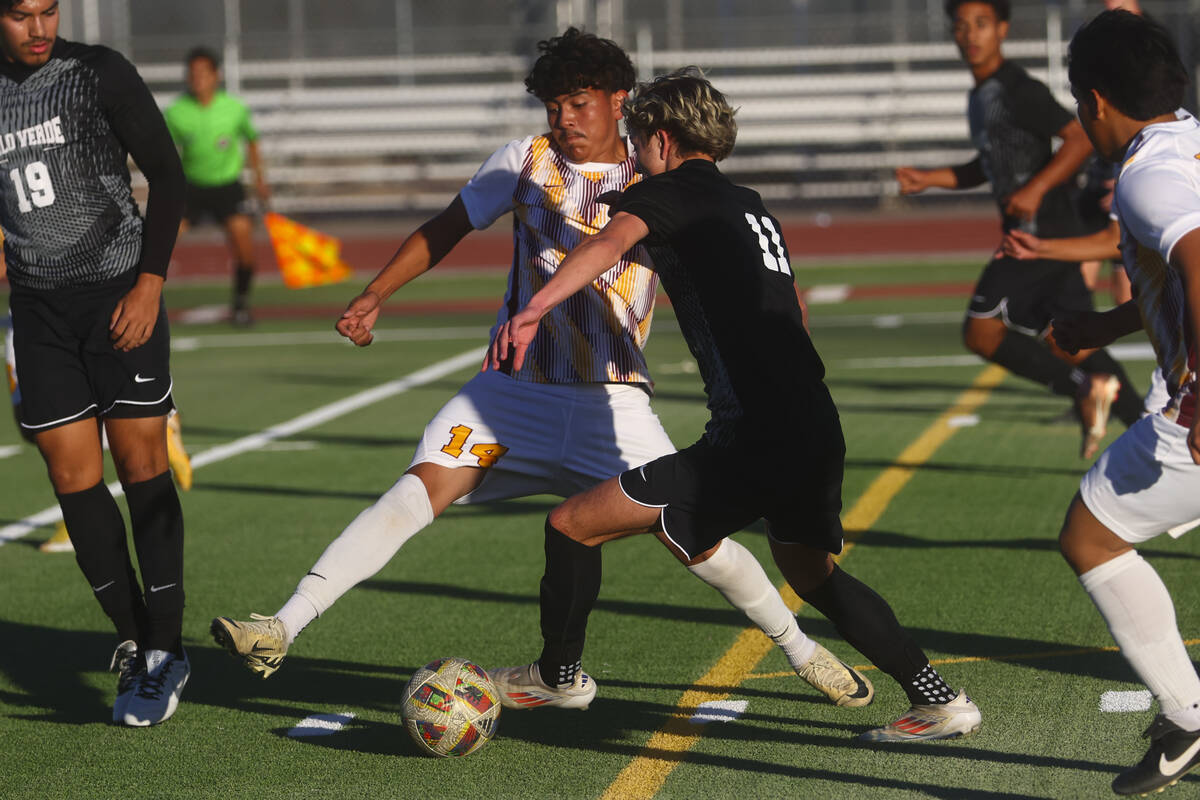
[401,657,501,757]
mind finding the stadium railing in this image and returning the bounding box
[137,40,1068,213]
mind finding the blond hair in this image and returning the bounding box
[622,67,737,161]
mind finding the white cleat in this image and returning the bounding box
[859,690,981,742]
[489,663,596,710]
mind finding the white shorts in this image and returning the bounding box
[1142,366,1170,418]
[1080,412,1200,543]
[410,370,675,504]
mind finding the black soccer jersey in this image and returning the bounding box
[967,61,1083,237]
[610,159,833,447]
[0,39,184,290]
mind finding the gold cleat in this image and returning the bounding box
[166,411,193,491]
[39,520,74,553]
[1078,374,1120,459]
[211,614,289,679]
[796,643,874,707]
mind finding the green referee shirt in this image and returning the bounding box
[164,90,258,187]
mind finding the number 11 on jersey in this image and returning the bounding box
[9,160,56,212]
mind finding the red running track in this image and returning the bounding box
[168,213,1004,279]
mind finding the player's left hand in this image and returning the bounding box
[486,307,542,373]
[110,273,164,352]
[1004,184,1044,222]
[1001,229,1042,260]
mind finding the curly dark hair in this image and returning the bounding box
[524,27,636,102]
[944,0,1010,22]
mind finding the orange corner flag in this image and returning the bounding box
[264,212,353,289]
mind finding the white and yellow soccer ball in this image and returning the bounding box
[401,657,501,757]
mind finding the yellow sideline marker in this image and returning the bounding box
[600,364,1008,800]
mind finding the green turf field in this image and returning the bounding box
[1,261,1192,800]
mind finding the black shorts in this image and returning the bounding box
[8,272,174,433]
[183,181,248,225]
[619,434,845,561]
[967,255,1094,336]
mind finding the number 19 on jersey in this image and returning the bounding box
[9,160,56,212]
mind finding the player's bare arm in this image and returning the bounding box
[894,165,961,194]
[247,139,269,206]
[1004,119,1092,221]
[1050,299,1141,355]
[104,51,185,352]
[336,195,474,346]
[1002,219,1120,261]
[488,211,650,372]
[1172,227,1200,463]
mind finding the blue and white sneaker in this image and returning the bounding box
[123,648,190,727]
[110,640,142,724]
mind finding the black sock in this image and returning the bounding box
[536,518,601,688]
[56,481,146,643]
[989,330,1083,397]
[1080,350,1142,426]
[233,264,254,310]
[800,566,954,705]
[125,471,185,654]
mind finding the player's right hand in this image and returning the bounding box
[894,167,928,195]
[1001,229,1041,260]
[336,290,382,346]
[486,307,541,373]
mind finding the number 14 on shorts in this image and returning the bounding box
[440,424,509,467]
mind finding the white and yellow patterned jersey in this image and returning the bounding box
[1114,111,1200,426]
[460,134,656,386]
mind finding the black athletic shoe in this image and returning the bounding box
[1112,715,1200,796]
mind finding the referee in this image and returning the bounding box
[165,46,267,326]
[0,0,189,726]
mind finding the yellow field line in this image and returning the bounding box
[748,638,1200,679]
[599,364,1008,800]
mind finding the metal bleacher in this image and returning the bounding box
[135,38,1072,215]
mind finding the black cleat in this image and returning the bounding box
[1113,715,1200,796]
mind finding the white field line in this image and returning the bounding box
[1100,690,1153,712]
[166,311,966,354]
[0,346,487,544]
[171,326,491,351]
[688,700,749,725]
[288,711,357,737]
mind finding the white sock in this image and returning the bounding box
[687,538,814,669]
[275,474,435,644]
[1080,550,1200,727]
